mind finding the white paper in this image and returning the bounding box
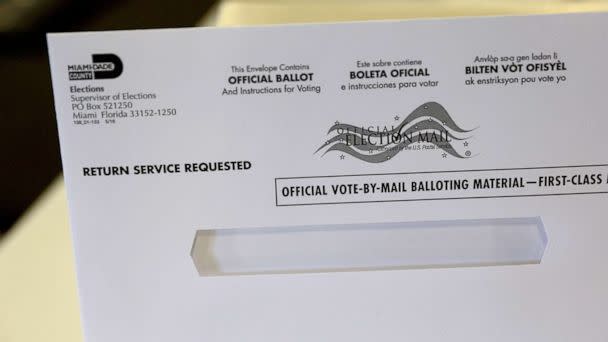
[48,12,608,342]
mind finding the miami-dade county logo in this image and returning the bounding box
[316,102,475,163]
[68,53,123,81]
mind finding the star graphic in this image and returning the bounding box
[442,153,447,158]
[428,117,433,122]
[339,154,345,160]
[386,156,391,160]
[334,120,340,125]
[394,115,400,121]
[442,121,447,126]
[463,141,469,147]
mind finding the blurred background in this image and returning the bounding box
[1,1,607,342]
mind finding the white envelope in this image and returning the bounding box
[48,12,608,342]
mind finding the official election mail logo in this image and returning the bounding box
[316,102,476,163]
[68,54,123,81]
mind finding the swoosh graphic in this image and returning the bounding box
[327,101,474,137]
[318,101,474,162]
